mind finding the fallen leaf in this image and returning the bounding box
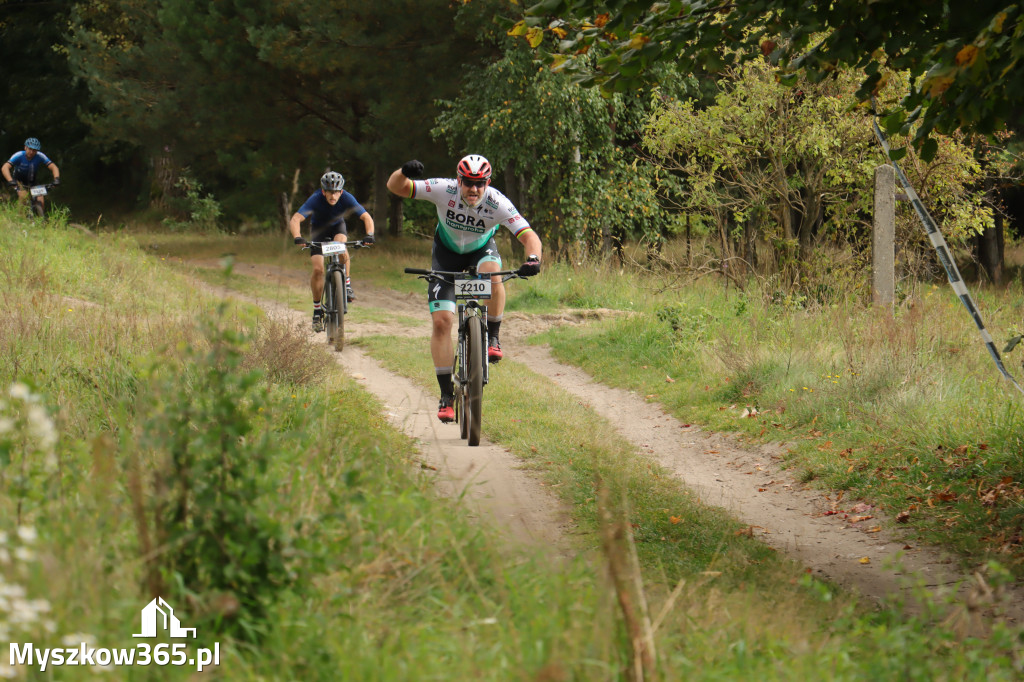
[859,557,871,564]
[669,516,682,525]
[665,375,675,383]
[867,526,882,533]
[895,510,911,523]
[850,515,874,523]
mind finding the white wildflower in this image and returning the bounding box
[9,597,38,626]
[0,548,9,565]
[29,598,50,614]
[16,527,36,543]
[8,383,30,401]
[27,404,58,451]
[0,531,7,545]
[0,583,26,599]
[13,547,34,563]
[0,417,13,435]
[0,662,17,679]
[62,632,97,648]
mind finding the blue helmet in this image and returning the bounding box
[24,138,41,151]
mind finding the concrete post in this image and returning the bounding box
[873,164,895,306]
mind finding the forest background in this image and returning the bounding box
[3,0,1024,296]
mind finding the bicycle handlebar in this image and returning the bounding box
[301,239,373,250]
[404,267,528,280]
[7,182,56,192]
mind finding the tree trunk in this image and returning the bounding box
[977,212,1004,286]
[151,146,175,210]
[388,192,404,237]
[373,161,389,237]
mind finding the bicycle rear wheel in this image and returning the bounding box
[331,269,345,352]
[466,316,484,446]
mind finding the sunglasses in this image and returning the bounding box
[461,178,488,188]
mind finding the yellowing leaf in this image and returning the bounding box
[526,27,544,48]
[507,20,528,37]
[955,44,978,67]
[859,557,871,564]
[628,34,650,49]
[925,73,955,97]
[992,11,1007,33]
[549,54,570,71]
[594,13,610,28]
[551,26,567,39]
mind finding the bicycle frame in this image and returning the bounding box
[305,239,370,351]
[404,264,525,445]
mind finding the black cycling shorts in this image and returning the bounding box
[309,221,347,257]
[427,234,502,314]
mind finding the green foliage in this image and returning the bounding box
[434,41,690,259]
[0,383,59,526]
[523,1,1024,158]
[644,57,993,290]
[162,170,223,231]
[132,315,306,637]
[65,0,502,220]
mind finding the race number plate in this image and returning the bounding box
[320,242,346,255]
[455,277,492,300]
[30,186,47,197]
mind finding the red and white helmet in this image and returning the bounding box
[457,154,492,181]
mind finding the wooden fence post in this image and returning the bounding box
[873,164,895,306]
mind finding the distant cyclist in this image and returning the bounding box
[288,171,375,332]
[386,154,542,423]
[2,137,60,211]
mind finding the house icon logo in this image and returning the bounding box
[133,597,197,639]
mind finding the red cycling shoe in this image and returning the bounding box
[487,337,503,364]
[437,394,455,423]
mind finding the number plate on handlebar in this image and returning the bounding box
[320,242,346,255]
[30,186,47,197]
[455,277,492,300]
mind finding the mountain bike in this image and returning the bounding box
[404,265,527,446]
[7,181,55,219]
[305,239,371,352]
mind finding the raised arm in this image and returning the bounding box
[386,160,424,198]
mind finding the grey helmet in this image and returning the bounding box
[320,171,345,192]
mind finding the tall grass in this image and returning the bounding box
[531,248,1024,576]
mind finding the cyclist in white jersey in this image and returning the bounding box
[387,154,542,423]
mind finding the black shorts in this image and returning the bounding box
[12,172,35,186]
[309,221,346,257]
[427,235,502,314]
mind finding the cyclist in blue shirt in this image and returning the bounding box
[2,138,60,211]
[288,171,375,332]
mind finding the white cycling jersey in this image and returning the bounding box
[410,177,532,254]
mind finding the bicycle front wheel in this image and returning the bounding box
[331,269,345,352]
[31,200,44,219]
[324,274,338,344]
[466,316,484,446]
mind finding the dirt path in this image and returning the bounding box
[197,259,1024,622]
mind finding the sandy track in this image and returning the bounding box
[195,259,1024,622]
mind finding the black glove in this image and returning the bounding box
[518,256,541,277]
[363,234,375,245]
[401,160,424,178]
[294,236,307,246]
[6,180,16,189]
[52,177,60,186]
